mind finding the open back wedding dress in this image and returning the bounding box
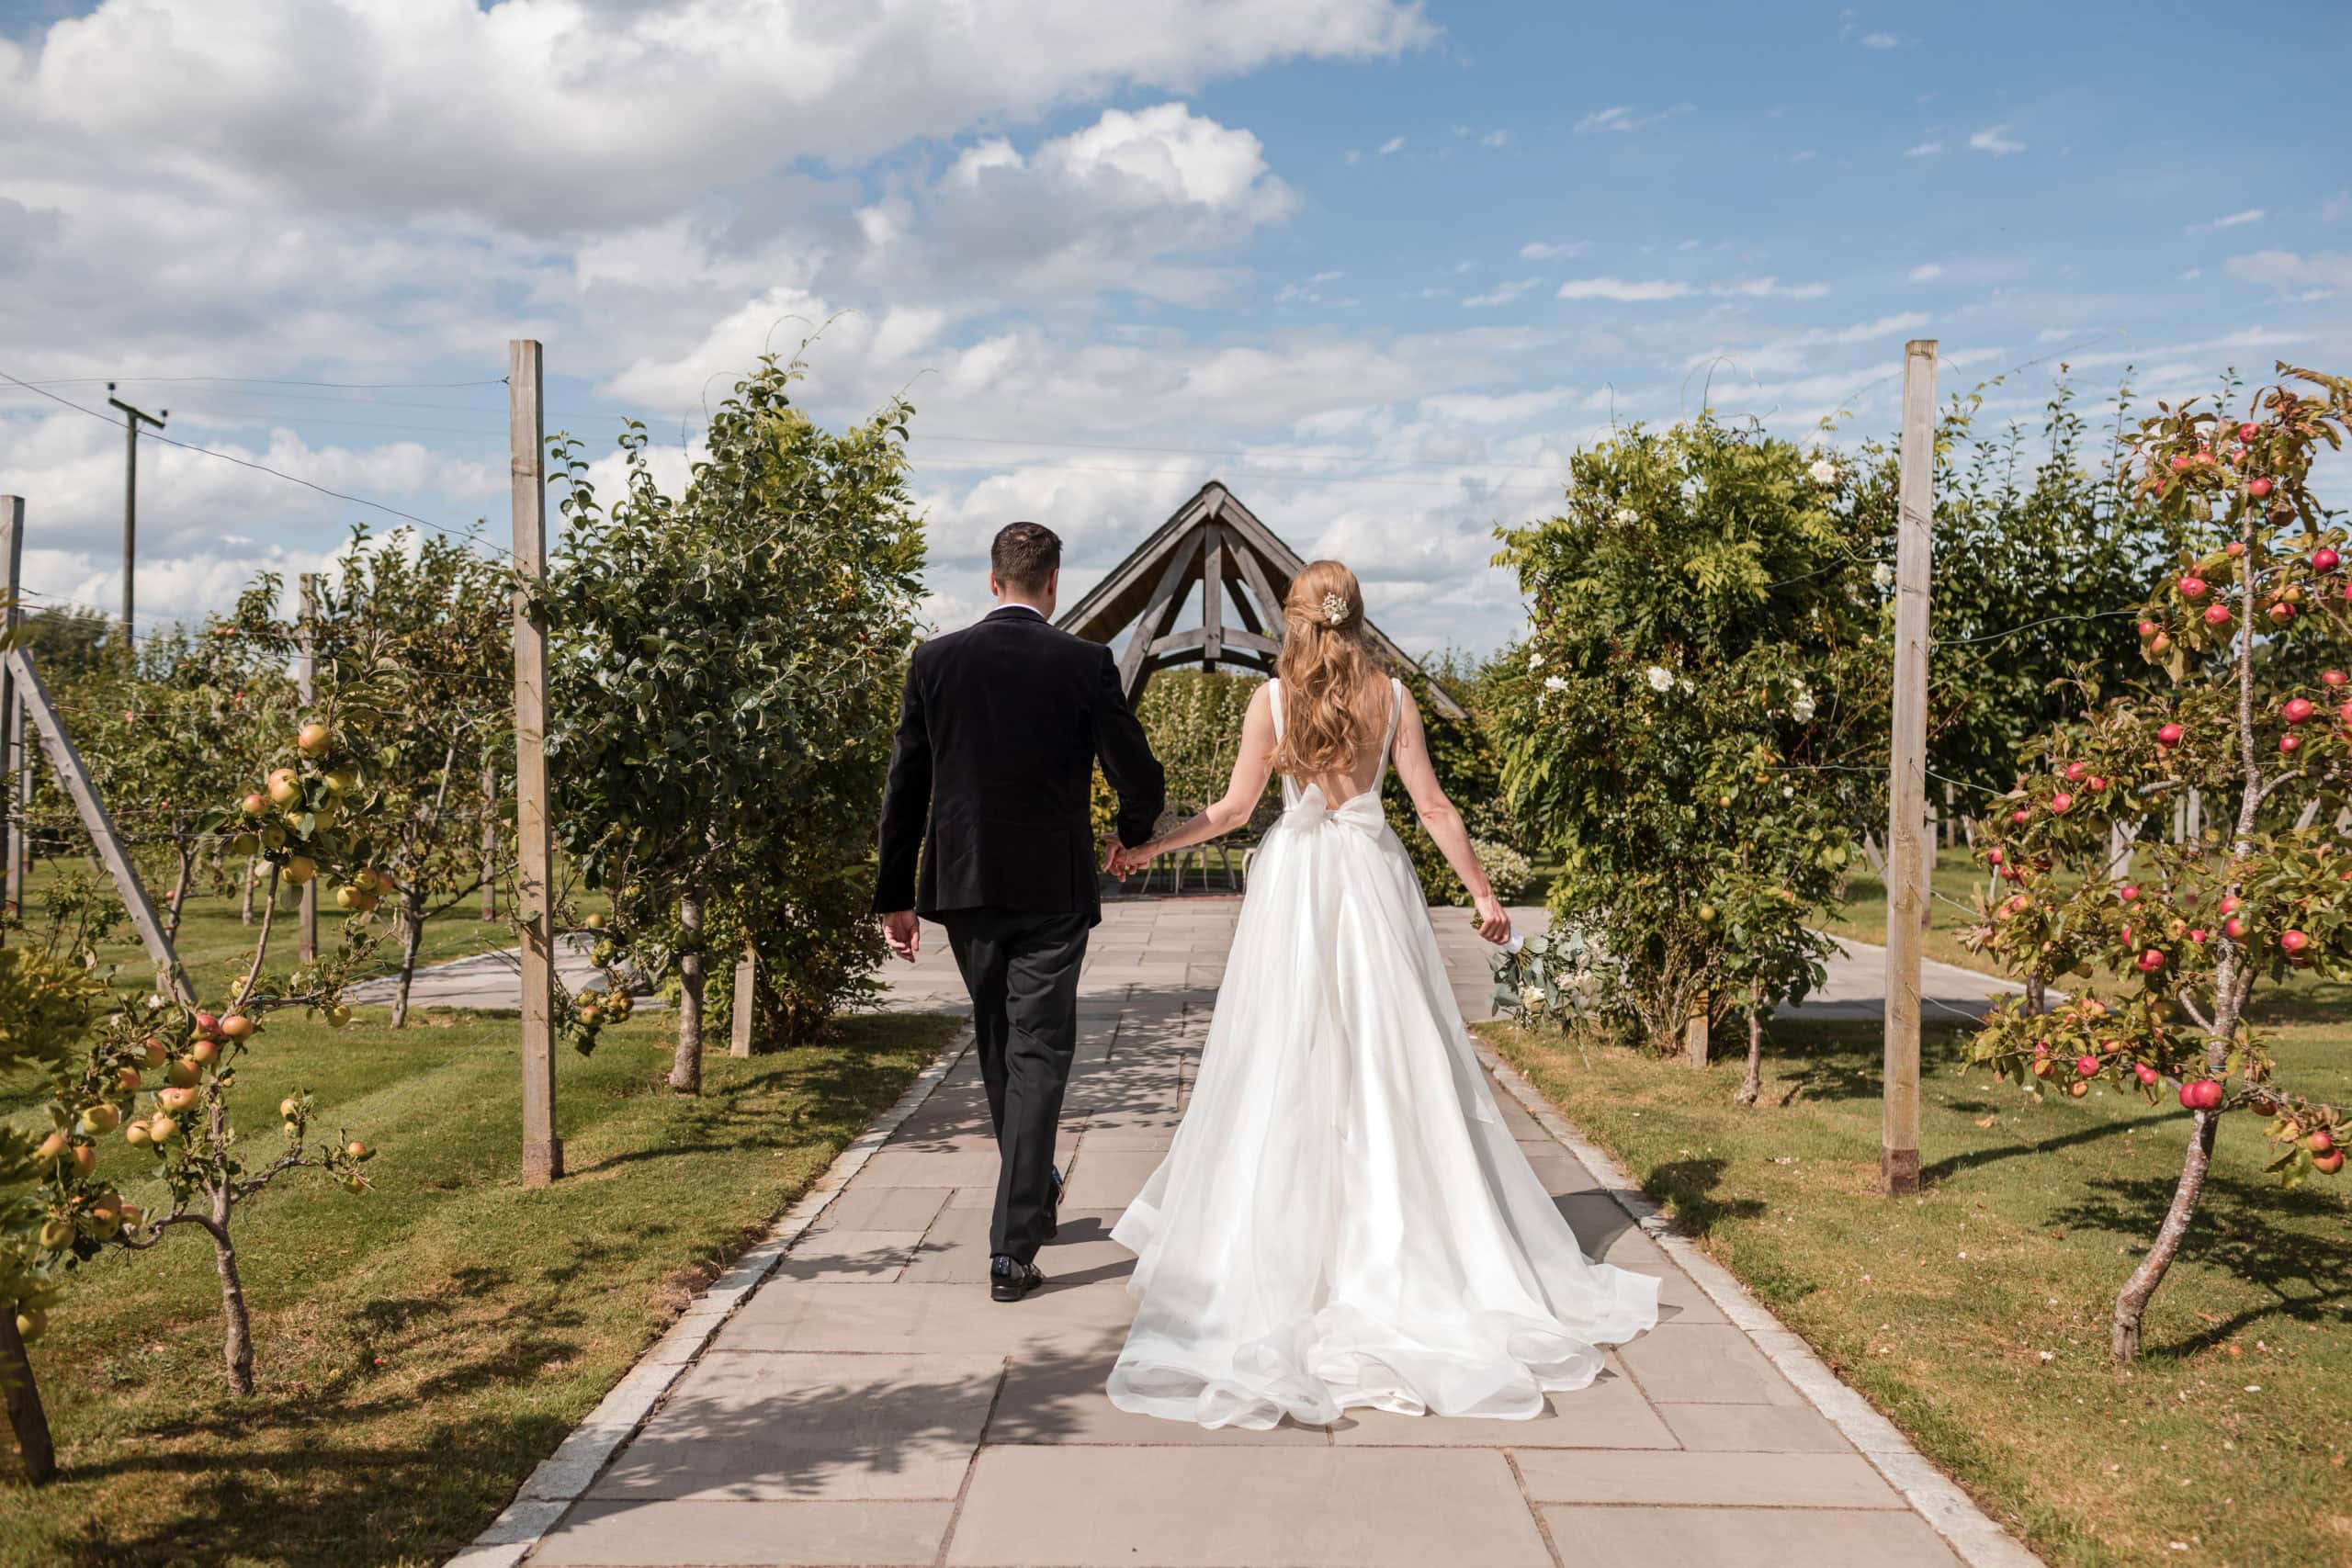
[1106,678,1659,1429]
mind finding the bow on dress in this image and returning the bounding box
[1282,784,1385,835]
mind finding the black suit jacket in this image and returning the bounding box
[874,606,1165,923]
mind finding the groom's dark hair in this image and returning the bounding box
[990,522,1061,593]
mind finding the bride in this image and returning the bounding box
[1102,559,1658,1430]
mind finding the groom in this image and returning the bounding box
[873,522,1164,1303]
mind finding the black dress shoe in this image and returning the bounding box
[1044,1167,1063,1242]
[990,1255,1045,1303]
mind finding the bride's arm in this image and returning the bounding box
[1120,683,1278,866]
[1390,688,1512,943]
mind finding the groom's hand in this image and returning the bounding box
[880,910,921,963]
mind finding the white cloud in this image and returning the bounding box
[1557,277,1691,301]
[1861,31,1900,48]
[1968,124,2026,156]
[1790,149,1818,163]
[1480,130,1510,148]
[1573,103,1693,135]
[1906,264,1945,282]
[2179,267,2203,281]
[2225,251,2352,292]
[1462,278,1541,309]
[2325,189,2350,224]
[12,0,1430,235]
[1378,135,1407,154]
[1904,141,1943,157]
[1520,241,1591,261]
[2185,209,2265,233]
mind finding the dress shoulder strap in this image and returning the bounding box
[1381,677,1404,760]
[1268,678,1284,740]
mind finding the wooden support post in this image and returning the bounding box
[1684,997,1710,1067]
[1231,539,1285,650]
[510,339,561,1186]
[296,574,319,964]
[1200,528,1225,673]
[6,647,189,1001]
[0,495,21,931]
[729,942,756,1058]
[1882,338,1937,1198]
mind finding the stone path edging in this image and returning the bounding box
[445,1022,978,1568]
[1475,1043,2043,1568]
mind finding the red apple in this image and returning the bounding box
[2150,633,2174,654]
[2221,895,2241,914]
[2075,1055,2101,1078]
[2011,808,2030,826]
[2170,455,2192,474]
[2312,1129,2335,1155]
[2281,930,2311,955]
[2119,884,2140,902]
[2324,671,2348,689]
[2285,697,2317,725]
[240,792,267,818]
[2315,548,2342,574]
[2137,948,2166,974]
[2178,574,2209,600]
[2050,792,2075,815]
[2188,928,2210,943]
[220,1013,254,1042]
[2316,1149,2346,1175]
[1986,847,2005,866]
[2064,761,2088,783]
[2134,1062,2160,1087]
[298,721,332,757]
[2249,477,2274,498]
[2179,1078,2223,1111]
[2224,915,2248,942]
[2156,723,2185,748]
[193,1012,220,1040]
[2086,775,2109,792]
[2238,422,2259,442]
[2203,603,2233,626]
[2137,619,2159,640]
[2270,601,2297,625]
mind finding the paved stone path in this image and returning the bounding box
[467,899,2033,1568]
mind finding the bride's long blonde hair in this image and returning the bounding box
[1272,559,1388,776]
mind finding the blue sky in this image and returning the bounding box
[1,0,2346,651]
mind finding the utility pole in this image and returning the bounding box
[1883,339,1938,1198]
[105,386,166,648]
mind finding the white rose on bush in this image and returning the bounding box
[1644,665,1674,694]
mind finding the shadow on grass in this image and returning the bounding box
[1634,1157,1768,1240]
[2045,1172,2352,1353]
[1921,1111,2176,1187]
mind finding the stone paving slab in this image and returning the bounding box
[492,897,2034,1568]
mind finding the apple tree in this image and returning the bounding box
[0,945,107,1483]
[247,526,514,1025]
[1491,414,1883,1082]
[540,351,925,1088]
[27,692,394,1396]
[1963,364,2351,1360]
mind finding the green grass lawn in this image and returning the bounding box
[1489,1010,2352,1567]
[17,860,529,1004]
[0,1005,959,1567]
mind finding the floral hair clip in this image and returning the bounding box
[1320,592,1351,627]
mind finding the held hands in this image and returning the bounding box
[1471,893,1513,946]
[1102,836,1156,881]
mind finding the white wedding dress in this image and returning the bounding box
[1107,678,1659,1429]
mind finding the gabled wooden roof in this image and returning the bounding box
[1055,481,1464,719]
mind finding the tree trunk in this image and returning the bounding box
[390,883,425,1029]
[1735,987,1765,1106]
[163,844,193,943]
[207,1199,254,1395]
[240,855,258,925]
[480,760,498,920]
[2113,1107,2220,1361]
[670,885,705,1095]
[0,1308,55,1484]
[2024,976,2045,1017]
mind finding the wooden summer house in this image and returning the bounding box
[1054,481,1464,719]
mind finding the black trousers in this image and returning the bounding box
[940,908,1091,1264]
